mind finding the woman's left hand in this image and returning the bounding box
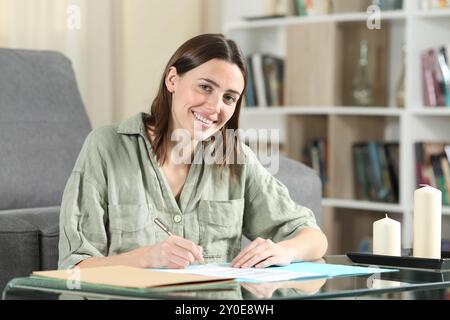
[231,237,296,269]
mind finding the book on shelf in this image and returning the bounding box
[291,0,330,16]
[239,0,405,21]
[384,143,400,202]
[303,137,328,194]
[291,0,392,17]
[244,53,285,108]
[415,142,450,205]
[421,46,450,107]
[292,0,308,16]
[244,55,257,108]
[353,144,371,200]
[352,141,399,203]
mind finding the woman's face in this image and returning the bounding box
[165,58,245,142]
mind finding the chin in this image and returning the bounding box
[191,123,220,142]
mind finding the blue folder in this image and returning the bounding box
[269,262,397,278]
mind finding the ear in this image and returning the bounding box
[165,67,178,93]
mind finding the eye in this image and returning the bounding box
[224,95,237,105]
[199,84,212,93]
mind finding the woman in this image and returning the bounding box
[58,33,328,270]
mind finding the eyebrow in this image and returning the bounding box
[199,78,241,96]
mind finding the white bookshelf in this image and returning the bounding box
[243,106,405,116]
[414,8,450,18]
[223,0,450,253]
[226,10,407,30]
[322,198,405,213]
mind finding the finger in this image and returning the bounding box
[172,236,203,261]
[231,238,266,266]
[169,245,196,264]
[255,256,278,269]
[240,248,275,268]
[233,239,271,268]
[197,245,205,264]
[167,254,190,269]
[235,245,269,268]
[170,236,204,263]
[233,242,267,268]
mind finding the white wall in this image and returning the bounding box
[112,0,204,122]
[0,0,205,127]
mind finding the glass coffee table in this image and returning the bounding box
[3,255,450,300]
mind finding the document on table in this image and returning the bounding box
[157,264,322,282]
[156,262,398,283]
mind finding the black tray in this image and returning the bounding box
[347,250,450,270]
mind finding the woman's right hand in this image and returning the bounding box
[130,235,205,269]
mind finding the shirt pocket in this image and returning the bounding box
[198,199,244,260]
[107,203,154,254]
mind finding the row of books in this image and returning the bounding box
[353,142,400,203]
[419,0,450,10]
[244,54,285,108]
[292,0,403,17]
[415,142,450,206]
[421,45,450,107]
[303,138,328,194]
[292,0,333,16]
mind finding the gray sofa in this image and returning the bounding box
[0,48,322,292]
[0,48,91,291]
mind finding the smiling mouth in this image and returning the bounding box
[192,111,217,128]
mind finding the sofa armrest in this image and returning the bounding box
[0,207,60,292]
[0,214,40,292]
[12,207,60,270]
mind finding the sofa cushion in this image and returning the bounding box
[267,155,322,224]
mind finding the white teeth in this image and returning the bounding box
[193,112,213,125]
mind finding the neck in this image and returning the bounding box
[166,138,199,166]
[147,124,201,166]
[166,119,201,166]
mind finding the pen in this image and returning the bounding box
[154,217,205,265]
[154,218,173,236]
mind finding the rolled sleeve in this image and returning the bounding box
[58,132,109,270]
[242,146,320,243]
[58,172,108,269]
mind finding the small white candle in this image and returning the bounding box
[373,214,401,256]
[413,185,442,259]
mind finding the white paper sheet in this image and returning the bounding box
[157,264,320,282]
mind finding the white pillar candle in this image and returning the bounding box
[413,185,442,259]
[373,214,401,256]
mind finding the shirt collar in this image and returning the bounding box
[116,112,147,135]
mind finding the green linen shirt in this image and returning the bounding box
[58,113,320,269]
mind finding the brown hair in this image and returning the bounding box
[144,33,247,175]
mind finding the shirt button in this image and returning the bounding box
[173,214,182,223]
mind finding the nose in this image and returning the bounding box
[205,92,222,114]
